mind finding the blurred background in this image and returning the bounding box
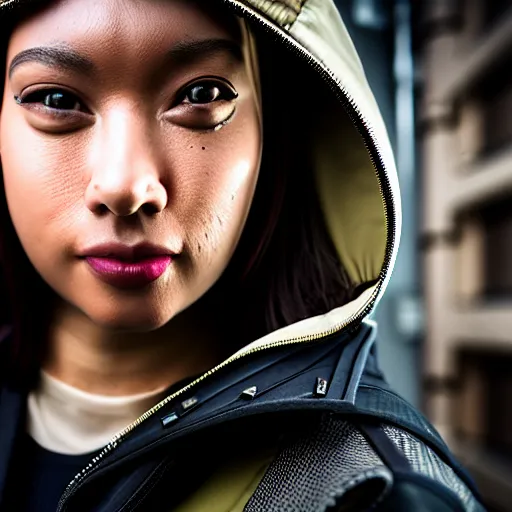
[333,1,512,510]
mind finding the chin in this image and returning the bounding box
[81,299,177,333]
[91,313,171,333]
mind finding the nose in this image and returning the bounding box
[84,110,168,216]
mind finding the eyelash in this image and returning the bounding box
[15,79,238,115]
[177,79,238,105]
[15,90,86,120]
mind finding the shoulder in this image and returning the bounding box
[244,412,485,512]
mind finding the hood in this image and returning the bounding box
[227,0,401,353]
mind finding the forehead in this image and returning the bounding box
[6,0,241,59]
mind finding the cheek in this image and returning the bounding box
[0,110,85,249]
[0,92,261,270]
[171,102,262,259]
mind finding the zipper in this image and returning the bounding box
[0,0,18,8]
[0,0,395,508]
[0,0,36,10]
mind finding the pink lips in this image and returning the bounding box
[81,243,174,289]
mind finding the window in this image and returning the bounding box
[457,349,512,458]
[481,198,512,298]
[475,60,512,156]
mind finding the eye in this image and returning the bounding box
[161,78,239,130]
[182,81,237,105]
[16,89,84,112]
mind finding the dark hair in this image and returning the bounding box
[224,36,355,345]
[0,6,355,388]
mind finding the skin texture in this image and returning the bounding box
[0,0,262,394]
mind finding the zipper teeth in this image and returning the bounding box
[63,323,356,485]
[0,0,35,10]
[0,0,19,7]
[0,1,397,508]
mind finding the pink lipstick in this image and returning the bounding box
[81,243,174,289]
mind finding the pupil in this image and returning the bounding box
[44,92,75,110]
[189,85,218,104]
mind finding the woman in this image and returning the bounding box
[0,0,484,510]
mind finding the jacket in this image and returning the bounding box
[0,0,486,510]
[0,322,484,511]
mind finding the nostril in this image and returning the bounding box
[87,200,110,216]
[141,202,161,216]
[97,204,109,215]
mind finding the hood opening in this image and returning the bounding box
[224,29,364,346]
[244,0,390,287]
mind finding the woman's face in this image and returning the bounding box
[0,0,261,330]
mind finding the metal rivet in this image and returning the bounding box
[240,386,258,400]
[161,412,179,428]
[315,377,328,397]
[181,397,198,411]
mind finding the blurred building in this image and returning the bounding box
[417,1,512,510]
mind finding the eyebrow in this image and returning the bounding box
[167,39,243,65]
[9,44,95,79]
[8,38,243,79]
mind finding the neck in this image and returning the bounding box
[43,297,228,396]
